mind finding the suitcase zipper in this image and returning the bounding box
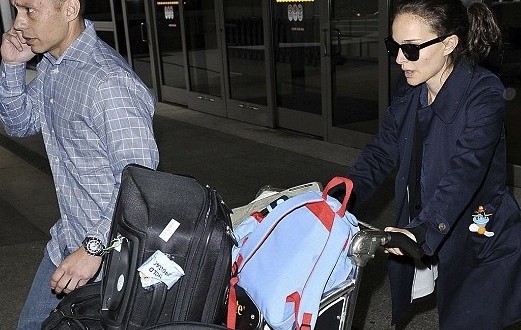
[179,187,232,320]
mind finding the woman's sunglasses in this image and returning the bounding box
[384,35,450,61]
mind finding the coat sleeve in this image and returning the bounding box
[347,103,402,211]
[407,74,505,256]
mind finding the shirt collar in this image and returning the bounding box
[43,19,96,66]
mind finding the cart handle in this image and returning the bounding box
[348,228,424,267]
[385,231,424,260]
[357,221,424,259]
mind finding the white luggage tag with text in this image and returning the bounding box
[137,250,185,289]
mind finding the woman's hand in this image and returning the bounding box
[384,227,417,256]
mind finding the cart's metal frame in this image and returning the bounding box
[316,225,391,330]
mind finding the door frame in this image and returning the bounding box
[219,0,275,127]
[152,0,227,116]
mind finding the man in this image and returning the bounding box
[0,0,159,328]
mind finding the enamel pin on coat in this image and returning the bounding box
[469,205,494,237]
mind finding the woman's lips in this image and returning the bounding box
[403,69,414,78]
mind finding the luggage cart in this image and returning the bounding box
[230,224,393,330]
[230,184,416,330]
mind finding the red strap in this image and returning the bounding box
[322,177,353,217]
[231,260,238,276]
[227,257,244,329]
[251,211,264,222]
[286,292,302,329]
[342,237,350,251]
[287,292,314,330]
[226,276,239,329]
[235,254,243,269]
[301,313,313,330]
[306,201,334,231]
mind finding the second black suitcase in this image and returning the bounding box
[100,165,234,329]
[41,282,102,330]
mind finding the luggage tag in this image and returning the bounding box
[137,250,185,289]
[159,218,181,242]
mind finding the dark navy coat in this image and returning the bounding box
[348,59,521,329]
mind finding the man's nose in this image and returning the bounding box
[13,13,27,31]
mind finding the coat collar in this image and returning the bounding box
[428,59,475,123]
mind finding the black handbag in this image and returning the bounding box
[41,282,102,330]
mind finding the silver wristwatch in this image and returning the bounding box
[82,237,106,256]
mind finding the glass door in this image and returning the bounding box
[184,0,226,116]
[326,0,389,148]
[330,1,379,133]
[222,0,273,126]
[155,0,189,105]
[274,0,325,137]
[122,0,158,92]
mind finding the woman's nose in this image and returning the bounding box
[396,49,408,64]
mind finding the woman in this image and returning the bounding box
[347,0,521,328]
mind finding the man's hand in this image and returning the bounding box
[384,227,417,256]
[1,27,36,65]
[50,246,102,294]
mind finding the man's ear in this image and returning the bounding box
[443,35,459,56]
[65,0,80,21]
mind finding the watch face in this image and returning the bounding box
[84,238,104,255]
[87,240,102,252]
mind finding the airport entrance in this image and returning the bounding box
[150,0,388,142]
[75,0,521,186]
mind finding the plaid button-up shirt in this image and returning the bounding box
[0,20,159,266]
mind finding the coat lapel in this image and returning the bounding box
[430,60,474,124]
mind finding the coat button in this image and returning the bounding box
[438,223,447,232]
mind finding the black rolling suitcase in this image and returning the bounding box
[100,165,234,330]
